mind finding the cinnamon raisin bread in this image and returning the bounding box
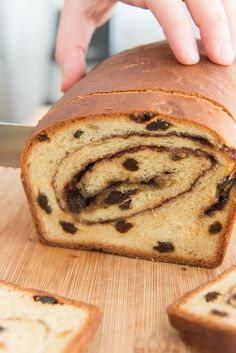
[167,265,236,353]
[21,42,236,268]
[0,280,101,353]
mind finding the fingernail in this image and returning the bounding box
[184,43,200,63]
[219,41,234,63]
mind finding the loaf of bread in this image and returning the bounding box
[167,265,236,353]
[0,280,101,353]
[21,42,236,268]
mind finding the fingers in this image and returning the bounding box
[146,0,199,65]
[222,0,236,54]
[58,47,87,93]
[56,0,96,92]
[146,0,235,66]
[185,0,234,65]
[57,0,236,92]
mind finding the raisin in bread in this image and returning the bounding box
[21,41,236,268]
[0,280,101,353]
[167,265,236,353]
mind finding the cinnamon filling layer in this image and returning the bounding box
[52,132,219,224]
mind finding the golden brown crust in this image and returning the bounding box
[63,305,101,353]
[168,312,236,353]
[53,41,236,117]
[0,279,101,353]
[37,237,226,269]
[167,265,236,352]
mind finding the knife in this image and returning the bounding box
[0,122,34,168]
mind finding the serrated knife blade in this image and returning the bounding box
[0,123,34,168]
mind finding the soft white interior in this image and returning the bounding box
[78,150,212,223]
[181,268,236,326]
[0,284,89,353]
[24,113,236,265]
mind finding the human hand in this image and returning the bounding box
[56,0,236,92]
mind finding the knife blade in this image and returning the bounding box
[0,122,34,168]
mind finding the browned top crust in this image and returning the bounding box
[32,41,236,147]
[54,41,236,114]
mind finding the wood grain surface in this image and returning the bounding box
[0,166,235,353]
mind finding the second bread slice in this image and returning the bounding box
[0,280,101,353]
[167,265,236,353]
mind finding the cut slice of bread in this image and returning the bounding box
[0,280,101,353]
[21,42,236,268]
[167,265,236,353]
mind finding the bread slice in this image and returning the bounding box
[0,280,101,353]
[167,265,236,353]
[21,41,236,268]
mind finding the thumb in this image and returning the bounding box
[59,46,87,92]
[56,0,96,92]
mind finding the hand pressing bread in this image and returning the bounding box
[56,0,236,91]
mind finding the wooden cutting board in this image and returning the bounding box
[0,166,235,353]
